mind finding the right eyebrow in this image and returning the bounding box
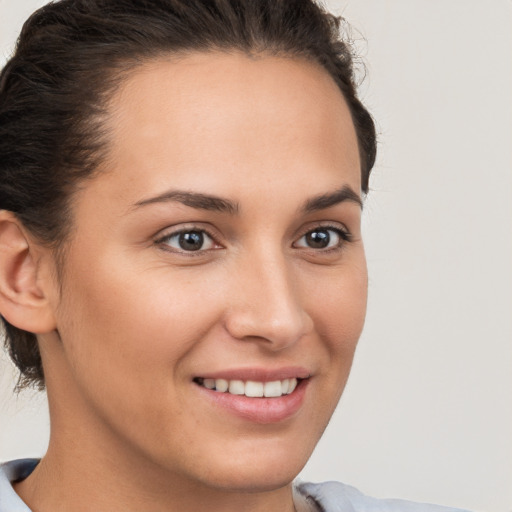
[131,189,239,215]
[301,185,363,213]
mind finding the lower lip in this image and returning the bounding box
[195,379,309,424]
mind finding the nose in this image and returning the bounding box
[223,251,314,351]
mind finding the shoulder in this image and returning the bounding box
[0,459,38,512]
[293,480,472,512]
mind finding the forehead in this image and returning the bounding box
[99,51,361,200]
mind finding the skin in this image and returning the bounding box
[5,52,367,512]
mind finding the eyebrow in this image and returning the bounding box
[132,184,362,215]
[132,190,239,214]
[301,185,363,213]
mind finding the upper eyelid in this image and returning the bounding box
[294,225,350,246]
[154,224,219,242]
[294,221,351,240]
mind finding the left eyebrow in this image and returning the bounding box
[301,185,363,213]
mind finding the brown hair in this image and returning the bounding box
[0,0,376,389]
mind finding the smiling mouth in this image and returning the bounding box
[194,377,301,398]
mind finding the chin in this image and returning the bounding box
[203,464,302,494]
[185,441,312,493]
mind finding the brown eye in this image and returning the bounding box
[305,229,331,248]
[179,231,204,251]
[161,230,216,252]
[294,227,348,250]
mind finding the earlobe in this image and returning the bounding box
[0,210,57,334]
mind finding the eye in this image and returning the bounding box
[294,226,348,250]
[157,229,218,252]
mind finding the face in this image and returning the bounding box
[42,52,367,492]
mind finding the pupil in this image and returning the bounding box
[179,231,204,251]
[306,230,330,248]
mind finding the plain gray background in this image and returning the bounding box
[1,1,511,511]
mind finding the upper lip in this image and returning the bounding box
[195,366,311,382]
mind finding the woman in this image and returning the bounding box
[0,1,470,511]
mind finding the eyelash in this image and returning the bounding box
[154,223,352,255]
[154,226,220,256]
[293,224,352,252]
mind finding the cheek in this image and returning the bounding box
[306,257,368,404]
[72,280,211,362]
[310,259,368,349]
[55,253,222,403]
[53,263,226,451]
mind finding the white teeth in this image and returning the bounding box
[228,380,245,395]
[215,378,229,392]
[264,380,282,397]
[245,381,264,397]
[199,377,300,397]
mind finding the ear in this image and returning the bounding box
[0,210,57,334]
